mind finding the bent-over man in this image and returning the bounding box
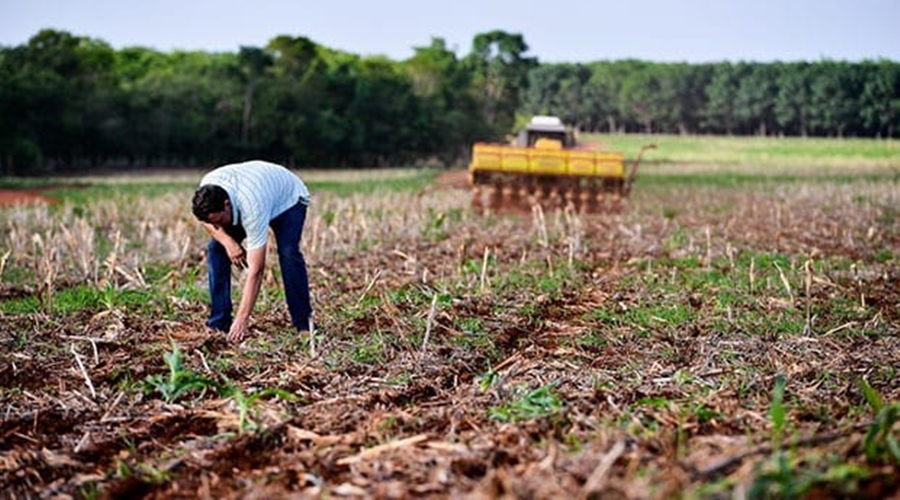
[191,160,312,343]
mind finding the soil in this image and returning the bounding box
[0,188,56,207]
[1,171,899,499]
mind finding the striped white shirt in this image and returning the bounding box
[200,160,310,250]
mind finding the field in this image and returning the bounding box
[1,135,899,499]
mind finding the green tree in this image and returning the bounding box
[464,30,537,138]
[125,50,238,165]
[254,36,329,165]
[775,62,813,136]
[521,63,594,131]
[347,57,423,166]
[0,45,47,173]
[677,63,715,134]
[5,29,900,175]
[586,61,632,133]
[808,60,860,137]
[735,63,779,136]
[642,62,706,134]
[619,61,669,133]
[858,60,900,137]
[235,46,273,147]
[703,62,749,134]
[404,38,479,166]
[2,30,84,171]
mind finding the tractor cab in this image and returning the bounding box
[515,116,575,148]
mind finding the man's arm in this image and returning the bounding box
[201,222,246,267]
[227,245,266,343]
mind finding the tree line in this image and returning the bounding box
[1,29,898,175]
[525,59,899,138]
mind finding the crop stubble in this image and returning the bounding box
[1,169,898,498]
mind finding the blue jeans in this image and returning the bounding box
[207,202,312,332]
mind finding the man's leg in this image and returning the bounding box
[207,238,233,332]
[271,202,312,332]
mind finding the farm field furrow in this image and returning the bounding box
[1,159,899,499]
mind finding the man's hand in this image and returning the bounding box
[227,315,249,343]
[229,247,266,344]
[200,222,247,268]
[227,242,247,268]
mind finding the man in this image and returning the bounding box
[191,160,312,343]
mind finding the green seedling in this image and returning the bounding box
[78,483,101,500]
[746,374,804,497]
[488,384,562,422]
[142,340,221,404]
[222,385,299,432]
[770,374,788,451]
[476,368,500,393]
[137,462,171,483]
[859,379,900,465]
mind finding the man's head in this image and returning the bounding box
[192,184,231,228]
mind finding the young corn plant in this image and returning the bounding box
[770,374,788,451]
[142,341,221,404]
[488,384,562,423]
[476,368,501,393]
[747,378,899,498]
[859,379,900,465]
[748,374,805,498]
[222,385,299,432]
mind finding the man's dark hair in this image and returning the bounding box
[192,185,229,222]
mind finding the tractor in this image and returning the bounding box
[468,116,655,213]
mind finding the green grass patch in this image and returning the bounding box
[488,384,563,422]
[638,171,895,188]
[306,169,438,196]
[0,284,152,315]
[1,168,439,206]
[585,133,900,168]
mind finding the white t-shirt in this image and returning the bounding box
[200,160,310,250]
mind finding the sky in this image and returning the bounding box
[1,0,898,63]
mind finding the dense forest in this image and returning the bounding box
[1,29,898,175]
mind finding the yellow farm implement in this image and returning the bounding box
[468,117,655,213]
